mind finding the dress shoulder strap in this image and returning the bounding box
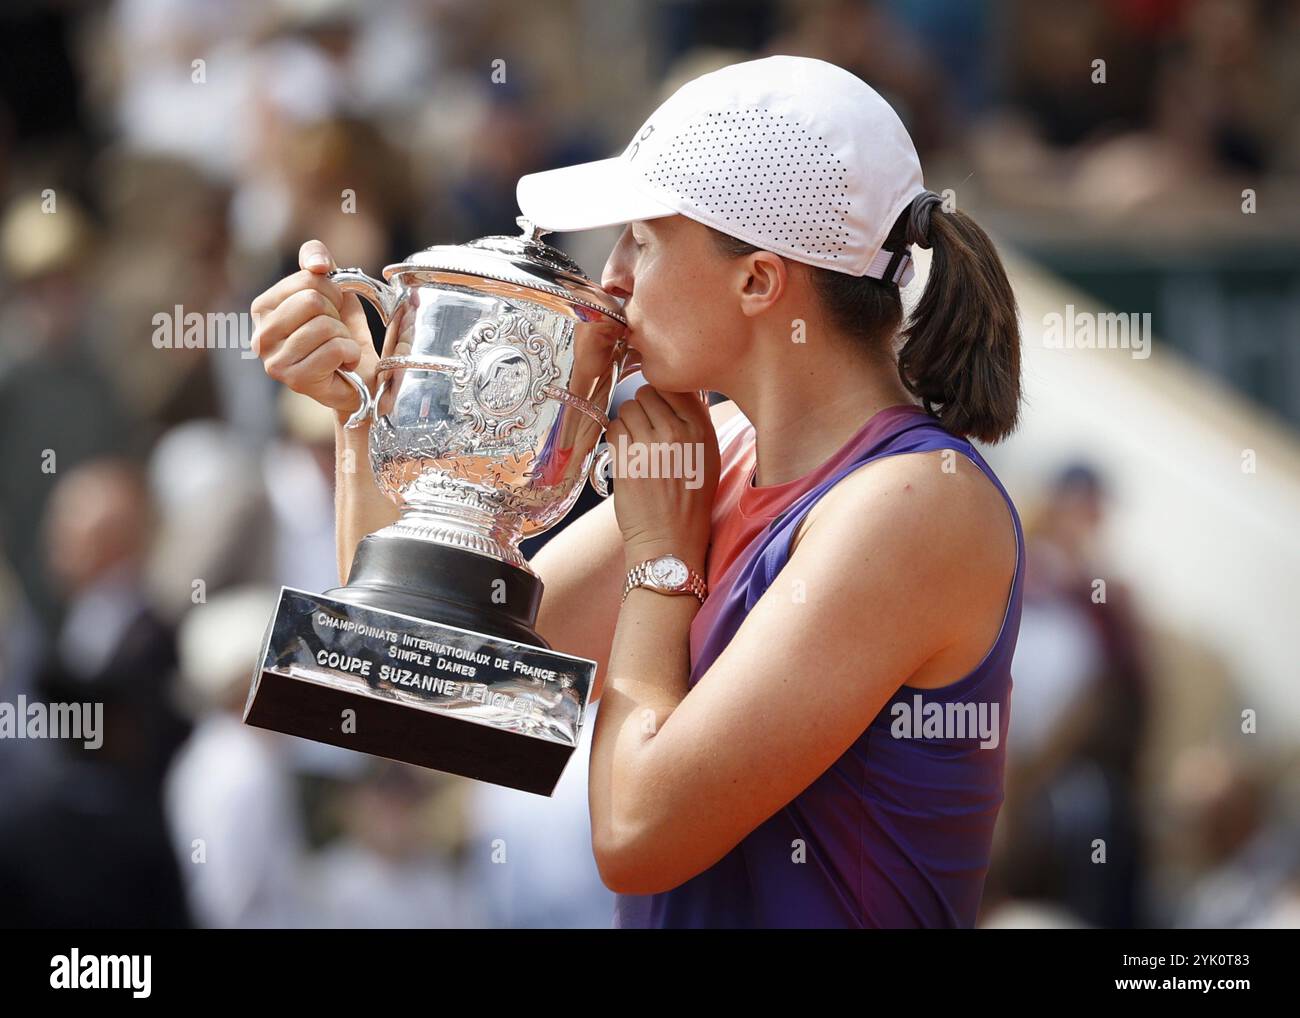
[744,415,1021,607]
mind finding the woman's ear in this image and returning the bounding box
[737,250,787,317]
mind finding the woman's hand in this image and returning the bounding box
[607,385,720,573]
[250,239,377,423]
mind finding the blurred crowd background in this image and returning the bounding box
[0,0,1297,928]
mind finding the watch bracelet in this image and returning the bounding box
[620,558,707,605]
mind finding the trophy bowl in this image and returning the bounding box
[347,217,630,573]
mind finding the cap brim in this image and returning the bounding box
[516,156,679,232]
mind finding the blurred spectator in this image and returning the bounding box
[301,761,487,928]
[165,584,310,928]
[94,154,247,437]
[1166,745,1300,928]
[990,463,1152,928]
[764,0,952,155]
[0,191,129,630]
[40,459,191,779]
[0,551,53,797]
[0,459,191,927]
[264,388,343,593]
[144,419,276,620]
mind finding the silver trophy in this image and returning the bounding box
[245,218,646,795]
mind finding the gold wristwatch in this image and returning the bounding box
[622,554,708,606]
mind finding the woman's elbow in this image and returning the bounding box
[592,824,685,896]
[595,848,671,896]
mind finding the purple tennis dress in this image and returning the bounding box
[612,404,1024,928]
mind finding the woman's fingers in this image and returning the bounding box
[252,288,338,360]
[627,383,708,435]
[273,332,365,403]
[338,292,371,351]
[251,269,347,324]
[263,314,351,379]
[279,313,362,370]
[627,385,677,431]
[299,238,336,273]
[615,395,653,436]
[653,388,710,428]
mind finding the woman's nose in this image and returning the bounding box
[603,277,631,302]
[601,228,634,300]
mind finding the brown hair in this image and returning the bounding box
[707,196,1022,444]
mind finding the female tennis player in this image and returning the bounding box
[252,55,1023,929]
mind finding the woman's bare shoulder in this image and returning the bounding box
[793,448,1014,576]
[779,448,1018,692]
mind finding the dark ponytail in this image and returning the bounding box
[896,195,1022,443]
[706,193,1023,444]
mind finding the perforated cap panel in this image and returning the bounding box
[643,109,852,262]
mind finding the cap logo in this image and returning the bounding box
[627,124,655,162]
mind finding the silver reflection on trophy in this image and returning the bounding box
[330,217,630,569]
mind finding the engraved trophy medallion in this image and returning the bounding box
[244,218,638,796]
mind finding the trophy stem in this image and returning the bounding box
[375,504,530,572]
[325,534,549,649]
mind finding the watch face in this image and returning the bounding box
[650,555,689,589]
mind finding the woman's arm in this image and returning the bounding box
[334,416,400,584]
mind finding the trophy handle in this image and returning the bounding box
[330,267,399,324]
[336,368,374,430]
[328,267,399,430]
[589,387,711,498]
[591,446,613,498]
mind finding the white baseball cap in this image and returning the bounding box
[516,54,927,286]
